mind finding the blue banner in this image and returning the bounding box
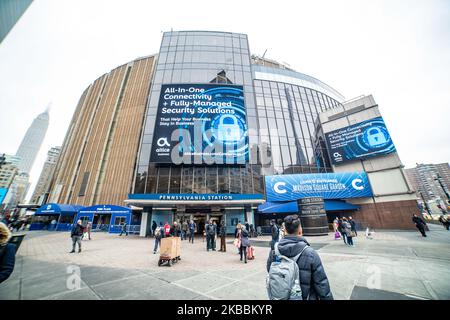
[0,188,8,204]
[265,172,373,201]
[325,117,396,165]
[150,83,248,164]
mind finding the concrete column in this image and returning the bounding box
[140,212,148,237]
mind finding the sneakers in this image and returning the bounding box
[69,250,75,253]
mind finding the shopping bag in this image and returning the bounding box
[334,231,341,239]
[233,238,241,248]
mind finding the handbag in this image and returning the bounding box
[350,231,357,237]
[334,231,341,239]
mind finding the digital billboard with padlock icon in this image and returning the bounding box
[325,116,396,165]
[149,83,248,164]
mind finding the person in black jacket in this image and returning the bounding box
[170,221,181,237]
[218,220,227,252]
[266,215,333,300]
[206,219,216,251]
[349,216,357,236]
[70,220,84,253]
[412,214,427,237]
[0,222,15,284]
[270,220,279,250]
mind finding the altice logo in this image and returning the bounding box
[274,182,287,194]
[351,178,364,190]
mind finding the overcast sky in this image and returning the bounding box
[1,0,449,202]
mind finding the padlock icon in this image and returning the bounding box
[367,127,387,146]
[217,115,242,142]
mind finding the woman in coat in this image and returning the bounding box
[0,222,15,284]
[238,226,250,263]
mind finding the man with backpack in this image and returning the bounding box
[266,214,333,300]
[270,220,279,250]
[153,223,164,254]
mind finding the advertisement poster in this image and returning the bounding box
[265,172,373,201]
[150,84,248,164]
[325,117,396,165]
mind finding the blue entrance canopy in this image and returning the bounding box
[35,203,84,216]
[258,200,359,214]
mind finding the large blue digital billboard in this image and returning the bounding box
[325,117,396,165]
[0,188,8,204]
[150,84,248,164]
[265,172,373,201]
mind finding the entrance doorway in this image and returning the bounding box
[193,215,206,235]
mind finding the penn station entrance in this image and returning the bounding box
[125,193,265,236]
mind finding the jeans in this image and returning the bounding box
[347,236,354,246]
[207,235,216,250]
[239,245,247,262]
[341,232,347,244]
[270,239,278,251]
[417,226,426,237]
[72,236,81,251]
[153,237,161,253]
[189,230,195,243]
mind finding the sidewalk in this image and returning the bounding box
[1,225,449,300]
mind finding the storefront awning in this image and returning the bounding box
[78,204,131,215]
[35,203,84,216]
[258,200,359,214]
[258,201,298,214]
[324,200,359,211]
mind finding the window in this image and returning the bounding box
[78,172,90,197]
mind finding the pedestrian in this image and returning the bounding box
[245,221,250,234]
[234,222,242,253]
[163,222,171,237]
[349,216,357,236]
[86,221,92,240]
[153,224,163,254]
[338,218,347,245]
[270,219,279,250]
[266,214,333,300]
[238,225,250,263]
[206,219,216,251]
[218,220,226,252]
[170,221,181,237]
[188,220,196,243]
[250,224,255,237]
[342,217,354,246]
[50,219,57,231]
[0,222,15,284]
[70,220,84,253]
[279,222,286,241]
[182,220,188,240]
[412,214,427,237]
[438,215,449,230]
[332,218,339,233]
[119,222,128,236]
[151,220,157,237]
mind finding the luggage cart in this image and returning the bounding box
[158,236,181,267]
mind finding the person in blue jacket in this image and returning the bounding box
[0,222,16,284]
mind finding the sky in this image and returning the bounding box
[0,0,449,202]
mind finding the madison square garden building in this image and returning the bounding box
[45,31,419,235]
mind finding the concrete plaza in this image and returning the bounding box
[1,224,449,300]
